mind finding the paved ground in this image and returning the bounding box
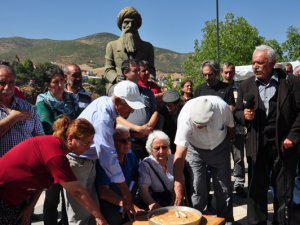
[32,161,275,225]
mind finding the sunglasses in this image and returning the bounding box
[152,145,169,151]
[117,137,131,144]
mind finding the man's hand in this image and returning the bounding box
[135,124,152,138]
[280,138,294,152]
[122,196,136,221]
[95,217,109,225]
[244,108,255,121]
[174,181,184,206]
[10,109,32,122]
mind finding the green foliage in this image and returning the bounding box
[184,13,262,87]
[263,39,284,62]
[22,58,34,72]
[282,26,300,61]
[87,77,108,97]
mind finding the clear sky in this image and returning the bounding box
[1,0,299,53]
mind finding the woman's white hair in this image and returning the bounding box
[145,130,170,154]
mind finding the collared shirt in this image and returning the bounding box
[0,97,44,156]
[76,96,125,183]
[174,95,234,150]
[255,73,279,115]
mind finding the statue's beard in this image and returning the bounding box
[120,31,141,54]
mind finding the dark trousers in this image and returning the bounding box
[43,183,61,225]
[247,142,298,225]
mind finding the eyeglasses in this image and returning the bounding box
[117,137,131,144]
[152,145,169,151]
[76,139,93,147]
[0,80,15,87]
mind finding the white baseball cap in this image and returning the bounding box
[113,80,145,109]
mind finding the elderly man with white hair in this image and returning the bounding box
[173,95,235,225]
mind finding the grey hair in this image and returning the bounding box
[254,45,276,61]
[0,65,16,77]
[145,130,170,154]
[200,60,220,75]
[221,62,235,72]
[294,65,300,75]
[113,124,130,139]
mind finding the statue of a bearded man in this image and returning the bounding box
[104,6,156,95]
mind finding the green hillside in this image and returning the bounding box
[0,33,189,73]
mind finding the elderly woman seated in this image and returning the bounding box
[138,130,174,210]
[96,125,143,225]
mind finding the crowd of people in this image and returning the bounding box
[1,5,300,225]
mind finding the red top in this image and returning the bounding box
[0,135,77,206]
[138,80,162,94]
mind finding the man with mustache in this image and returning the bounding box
[234,45,300,225]
[64,64,92,112]
[0,65,44,157]
[104,6,156,96]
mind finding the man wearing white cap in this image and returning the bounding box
[65,80,145,225]
[173,95,235,225]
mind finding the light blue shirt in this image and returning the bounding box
[76,96,125,183]
[256,73,278,115]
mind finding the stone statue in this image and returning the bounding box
[104,6,156,95]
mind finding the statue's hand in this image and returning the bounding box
[116,75,126,83]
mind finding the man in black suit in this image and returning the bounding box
[234,45,300,225]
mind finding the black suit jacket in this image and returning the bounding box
[234,69,300,162]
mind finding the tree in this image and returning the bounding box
[22,58,34,72]
[183,13,263,86]
[282,26,300,61]
[263,39,284,62]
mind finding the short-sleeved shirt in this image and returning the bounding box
[0,135,76,206]
[174,96,234,150]
[194,81,235,106]
[96,150,139,196]
[138,155,174,192]
[0,97,45,156]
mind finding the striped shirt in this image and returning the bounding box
[0,97,44,156]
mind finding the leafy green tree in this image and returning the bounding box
[22,58,34,72]
[183,13,263,87]
[282,26,300,61]
[263,39,284,62]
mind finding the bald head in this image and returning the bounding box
[64,64,82,93]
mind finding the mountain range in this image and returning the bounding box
[0,32,190,73]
